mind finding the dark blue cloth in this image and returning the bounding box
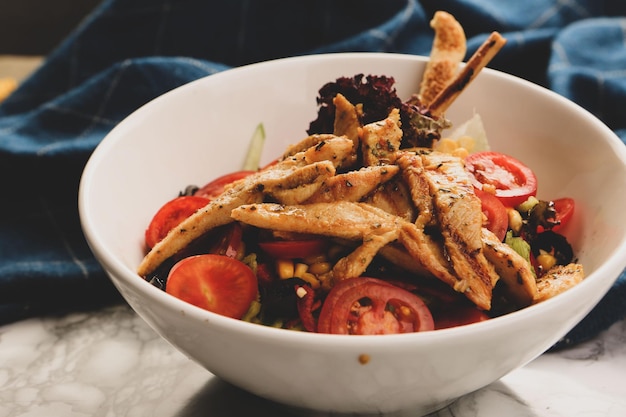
[1,0,624,348]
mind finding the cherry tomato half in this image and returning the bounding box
[166,254,258,319]
[465,151,538,207]
[474,188,508,241]
[317,277,434,335]
[194,170,256,200]
[258,239,327,260]
[145,195,210,249]
[552,197,575,231]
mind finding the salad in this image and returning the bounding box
[137,12,584,334]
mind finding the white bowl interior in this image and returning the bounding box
[79,53,626,415]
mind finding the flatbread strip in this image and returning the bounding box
[418,11,467,107]
[428,31,507,117]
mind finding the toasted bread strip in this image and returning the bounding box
[418,11,467,107]
[428,31,507,117]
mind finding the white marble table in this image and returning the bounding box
[0,304,624,417]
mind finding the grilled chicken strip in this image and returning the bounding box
[306,165,399,204]
[264,162,338,206]
[137,137,354,277]
[422,150,499,309]
[281,134,338,160]
[428,31,506,118]
[364,177,417,222]
[282,93,361,167]
[360,108,403,166]
[398,149,498,310]
[533,263,584,303]
[417,11,466,107]
[232,201,401,242]
[333,93,361,163]
[294,136,355,168]
[481,228,537,307]
[398,223,468,295]
[397,151,435,227]
[378,243,434,277]
[231,197,492,310]
[231,201,403,281]
[332,230,401,281]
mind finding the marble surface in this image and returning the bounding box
[0,304,625,417]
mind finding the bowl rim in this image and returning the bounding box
[79,51,626,347]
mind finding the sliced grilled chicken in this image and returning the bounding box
[418,11,466,107]
[364,177,417,222]
[398,223,470,296]
[281,134,337,160]
[282,93,360,167]
[360,108,403,166]
[378,243,434,277]
[481,228,537,307]
[231,201,401,242]
[137,137,354,277]
[533,263,584,303]
[396,150,435,227]
[333,93,361,165]
[421,150,498,309]
[396,149,497,309]
[231,201,403,281]
[306,165,399,204]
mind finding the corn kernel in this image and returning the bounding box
[457,135,475,152]
[452,147,469,159]
[308,261,332,275]
[294,262,308,277]
[482,183,497,195]
[536,251,557,271]
[276,259,294,279]
[397,305,413,320]
[299,272,321,289]
[507,208,523,234]
[435,138,458,154]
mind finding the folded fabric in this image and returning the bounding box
[1,0,624,348]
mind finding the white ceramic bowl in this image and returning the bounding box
[79,53,626,416]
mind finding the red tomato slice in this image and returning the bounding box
[465,151,537,207]
[194,170,256,200]
[258,239,327,259]
[166,254,258,319]
[433,305,490,330]
[474,188,508,241]
[145,195,210,249]
[295,284,318,332]
[255,263,275,285]
[552,197,575,231]
[317,277,434,335]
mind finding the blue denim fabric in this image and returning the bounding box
[0,0,624,347]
